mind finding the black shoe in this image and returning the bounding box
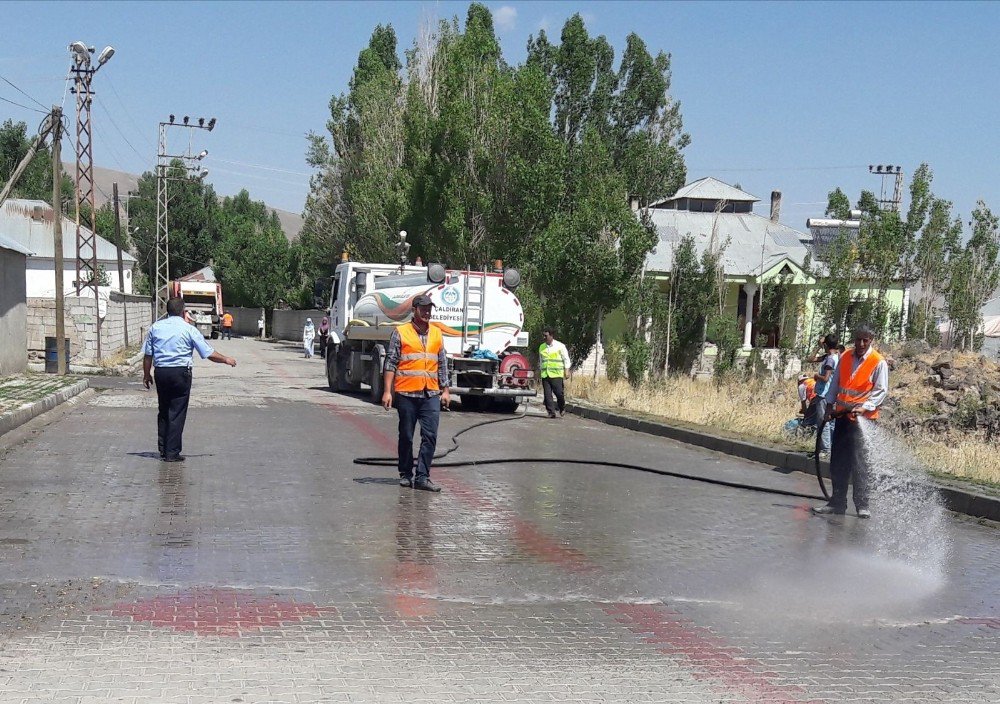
[559,410,565,418]
[399,477,413,488]
[413,478,441,492]
[811,505,844,515]
[548,413,557,419]
[162,455,186,463]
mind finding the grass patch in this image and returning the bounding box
[569,374,1000,489]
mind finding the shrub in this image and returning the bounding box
[604,339,626,382]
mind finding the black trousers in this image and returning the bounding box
[155,367,192,459]
[542,377,565,416]
[829,418,869,511]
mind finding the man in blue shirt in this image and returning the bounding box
[143,297,237,462]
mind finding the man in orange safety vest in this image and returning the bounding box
[812,324,888,519]
[381,293,450,492]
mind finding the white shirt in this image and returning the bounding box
[542,340,571,370]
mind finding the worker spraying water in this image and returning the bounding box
[813,324,889,518]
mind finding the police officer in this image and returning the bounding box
[812,324,888,518]
[381,294,449,492]
[143,297,237,462]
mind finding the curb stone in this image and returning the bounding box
[0,379,90,438]
[566,401,1000,523]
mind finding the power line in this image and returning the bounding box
[0,72,47,110]
[212,157,312,177]
[690,165,867,173]
[103,74,155,151]
[0,94,47,114]
[95,93,147,162]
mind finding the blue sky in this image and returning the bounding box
[1,1,997,232]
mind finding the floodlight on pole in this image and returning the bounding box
[97,46,115,67]
[197,149,208,159]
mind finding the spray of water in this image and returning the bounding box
[857,417,952,578]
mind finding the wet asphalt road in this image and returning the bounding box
[0,338,997,703]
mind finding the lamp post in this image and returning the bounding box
[69,41,114,359]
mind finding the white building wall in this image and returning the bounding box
[25,257,134,297]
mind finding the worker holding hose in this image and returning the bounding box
[812,325,888,518]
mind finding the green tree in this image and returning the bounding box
[0,118,73,204]
[911,197,961,342]
[825,187,851,219]
[127,160,221,283]
[946,202,1000,350]
[214,190,291,309]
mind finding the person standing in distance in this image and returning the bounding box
[220,310,234,340]
[539,328,571,418]
[381,294,450,492]
[812,324,887,519]
[143,297,237,462]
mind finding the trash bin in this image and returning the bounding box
[44,337,70,373]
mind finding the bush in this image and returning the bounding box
[707,313,741,377]
[625,336,650,387]
[604,339,626,382]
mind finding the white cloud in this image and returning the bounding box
[493,5,518,32]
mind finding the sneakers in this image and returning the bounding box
[399,477,413,488]
[811,505,845,515]
[413,478,442,493]
[559,410,565,418]
[857,508,871,519]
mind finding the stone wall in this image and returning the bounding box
[101,292,153,355]
[222,307,264,337]
[272,309,326,342]
[28,292,153,363]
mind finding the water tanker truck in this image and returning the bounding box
[323,257,536,411]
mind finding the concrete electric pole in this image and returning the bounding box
[154,115,215,317]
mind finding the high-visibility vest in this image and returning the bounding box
[801,377,816,401]
[835,349,884,421]
[395,322,442,393]
[221,313,233,327]
[539,342,565,379]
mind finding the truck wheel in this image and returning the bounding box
[369,345,385,404]
[460,395,483,412]
[493,398,520,414]
[326,352,338,391]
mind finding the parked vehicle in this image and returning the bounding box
[324,258,535,411]
[170,280,223,339]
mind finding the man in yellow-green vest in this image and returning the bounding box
[539,327,572,419]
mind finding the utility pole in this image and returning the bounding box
[155,114,215,317]
[113,182,128,347]
[52,106,67,376]
[69,41,115,360]
[867,164,904,212]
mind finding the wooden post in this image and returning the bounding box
[52,107,67,376]
[113,182,128,347]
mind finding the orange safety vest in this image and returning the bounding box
[221,313,233,327]
[801,377,816,402]
[835,349,884,421]
[394,322,442,393]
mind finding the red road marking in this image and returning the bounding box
[106,588,335,637]
[605,603,821,703]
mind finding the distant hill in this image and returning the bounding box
[65,164,305,241]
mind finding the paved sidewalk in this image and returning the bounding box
[0,374,88,437]
[0,339,997,703]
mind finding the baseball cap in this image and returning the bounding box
[412,293,435,307]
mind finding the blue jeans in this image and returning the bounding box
[396,394,441,480]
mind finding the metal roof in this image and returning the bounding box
[651,177,760,207]
[645,208,813,277]
[0,232,33,256]
[0,199,136,263]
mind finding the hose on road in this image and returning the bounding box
[354,411,827,502]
